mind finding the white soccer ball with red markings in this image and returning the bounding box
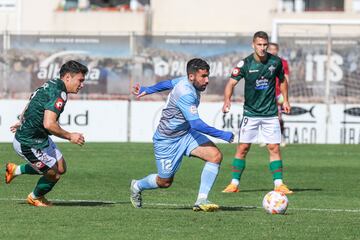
[262,191,288,214]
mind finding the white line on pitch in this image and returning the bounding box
[0,198,359,213]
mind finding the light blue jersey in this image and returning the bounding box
[153,76,210,178]
[156,76,200,138]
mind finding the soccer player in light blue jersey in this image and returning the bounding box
[130,58,234,212]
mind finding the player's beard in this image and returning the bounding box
[193,82,207,91]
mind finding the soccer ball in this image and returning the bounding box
[262,191,288,214]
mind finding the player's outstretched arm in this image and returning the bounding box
[222,78,238,113]
[43,110,85,146]
[189,118,234,143]
[132,77,183,99]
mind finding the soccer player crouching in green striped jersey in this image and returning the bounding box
[6,60,88,207]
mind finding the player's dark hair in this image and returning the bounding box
[269,42,279,49]
[60,60,88,78]
[253,31,269,42]
[186,58,210,75]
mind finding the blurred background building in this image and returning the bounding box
[0,0,359,100]
[0,0,359,144]
[0,0,359,34]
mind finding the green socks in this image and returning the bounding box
[269,160,283,180]
[20,164,39,175]
[33,176,57,197]
[231,158,246,181]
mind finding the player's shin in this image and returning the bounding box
[20,164,40,175]
[269,160,283,187]
[136,174,159,191]
[197,162,219,200]
[33,176,57,198]
[231,158,246,185]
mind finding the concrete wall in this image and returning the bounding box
[0,0,358,34]
[151,0,360,35]
[0,0,146,33]
[151,0,277,34]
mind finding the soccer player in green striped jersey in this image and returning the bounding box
[6,60,88,206]
[222,31,293,195]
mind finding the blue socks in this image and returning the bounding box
[198,162,220,200]
[137,174,159,191]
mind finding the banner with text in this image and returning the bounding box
[3,34,131,97]
[1,100,359,144]
[133,35,253,99]
[0,100,128,142]
[279,37,360,103]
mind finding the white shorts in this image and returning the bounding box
[13,137,63,173]
[239,117,281,144]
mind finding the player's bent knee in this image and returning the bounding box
[157,178,173,188]
[44,168,62,182]
[57,159,67,175]
[212,150,223,164]
[45,173,61,182]
[58,168,66,175]
[158,182,172,188]
[267,144,280,154]
[238,145,250,157]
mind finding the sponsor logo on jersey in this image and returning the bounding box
[255,77,269,90]
[268,65,276,75]
[55,98,64,111]
[61,91,67,101]
[249,69,259,73]
[232,68,240,77]
[190,105,198,114]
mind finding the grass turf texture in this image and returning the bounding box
[0,143,359,240]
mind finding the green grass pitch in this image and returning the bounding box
[0,143,359,240]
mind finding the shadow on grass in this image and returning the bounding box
[240,188,322,193]
[290,188,322,192]
[220,206,258,211]
[144,205,191,211]
[18,200,129,207]
[144,205,258,212]
[52,201,117,207]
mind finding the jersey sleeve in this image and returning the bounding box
[176,93,199,121]
[277,59,285,82]
[171,76,186,86]
[44,90,66,116]
[139,76,185,95]
[230,59,246,81]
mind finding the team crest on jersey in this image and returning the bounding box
[61,91,67,101]
[232,68,240,77]
[190,105,198,114]
[268,65,276,75]
[55,98,64,110]
[237,60,244,68]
